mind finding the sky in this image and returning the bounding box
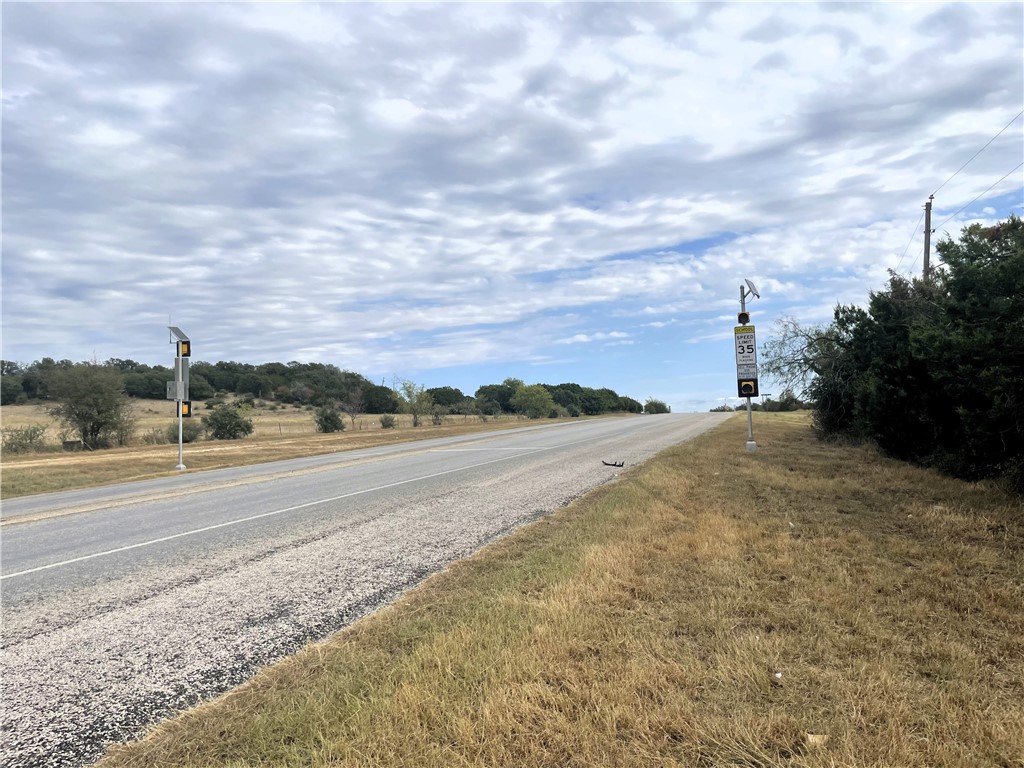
[2,2,1022,412]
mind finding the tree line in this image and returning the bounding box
[761,216,1023,493]
[709,390,807,412]
[2,356,668,450]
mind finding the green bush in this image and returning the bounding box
[315,405,345,433]
[379,414,396,429]
[644,398,671,414]
[165,420,204,443]
[203,405,255,440]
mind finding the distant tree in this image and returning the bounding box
[1,375,24,405]
[398,380,433,427]
[761,389,804,412]
[618,396,643,413]
[235,372,267,398]
[47,364,137,448]
[580,388,604,415]
[20,357,71,400]
[363,384,401,414]
[474,378,522,413]
[203,404,254,440]
[0,360,23,376]
[105,358,144,373]
[338,388,363,427]
[550,385,582,416]
[426,386,465,411]
[510,384,557,419]
[430,403,448,426]
[475,395,502,416]
[709,404,733,412]
[644,398,671,414]
[122,364,176,400]
[188,373,215,400]
[454,396,478,420]
[596,387,622,413]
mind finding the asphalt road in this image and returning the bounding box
[0,413,728,767]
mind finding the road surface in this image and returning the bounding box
[0,413,728,767]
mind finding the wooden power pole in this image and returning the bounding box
[923,195,934,277]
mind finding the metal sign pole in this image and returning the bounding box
[177,399,184,470]
[736,280,760,454]
[168,325,190,470]
[175,342,185,470]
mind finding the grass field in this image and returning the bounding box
[0,399,492,440]
[0,402,545,499]
[96,413,1024,767]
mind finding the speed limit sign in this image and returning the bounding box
[735,325,758,395]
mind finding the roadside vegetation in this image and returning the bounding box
[1,365,660,498]
[97,413,1023,767]
[762,216,1023,492]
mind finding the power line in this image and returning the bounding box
[894,209,925,273]
[931,108,1024,197]
[934,161,1024,232]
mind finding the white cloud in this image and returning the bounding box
[1,1,1021,411]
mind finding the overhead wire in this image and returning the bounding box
[894,209,925,273]
[930,108,1023,197]
[934,161,1024,232]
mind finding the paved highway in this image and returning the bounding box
[0,413,727,767]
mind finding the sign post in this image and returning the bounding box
[167,326,191,470]
[736,280,761,453]
[735,324,758,452]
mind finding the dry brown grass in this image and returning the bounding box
[0,402,544,498]
[97,413,1024,767]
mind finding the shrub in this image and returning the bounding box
[1,424,48,454]
[644,398,671,414]
[203,405,255,440]
[315,405,345,433]
[379,414,397,429]
[165,420,204,443]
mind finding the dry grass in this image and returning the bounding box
[97,413,1024,767]
[0,402,547,498]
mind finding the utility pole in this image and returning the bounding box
[923,195,934,277]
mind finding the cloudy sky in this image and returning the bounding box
[2,2,1022,411]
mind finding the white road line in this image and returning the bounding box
[431,447,543,452]
[1,448,550,581]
